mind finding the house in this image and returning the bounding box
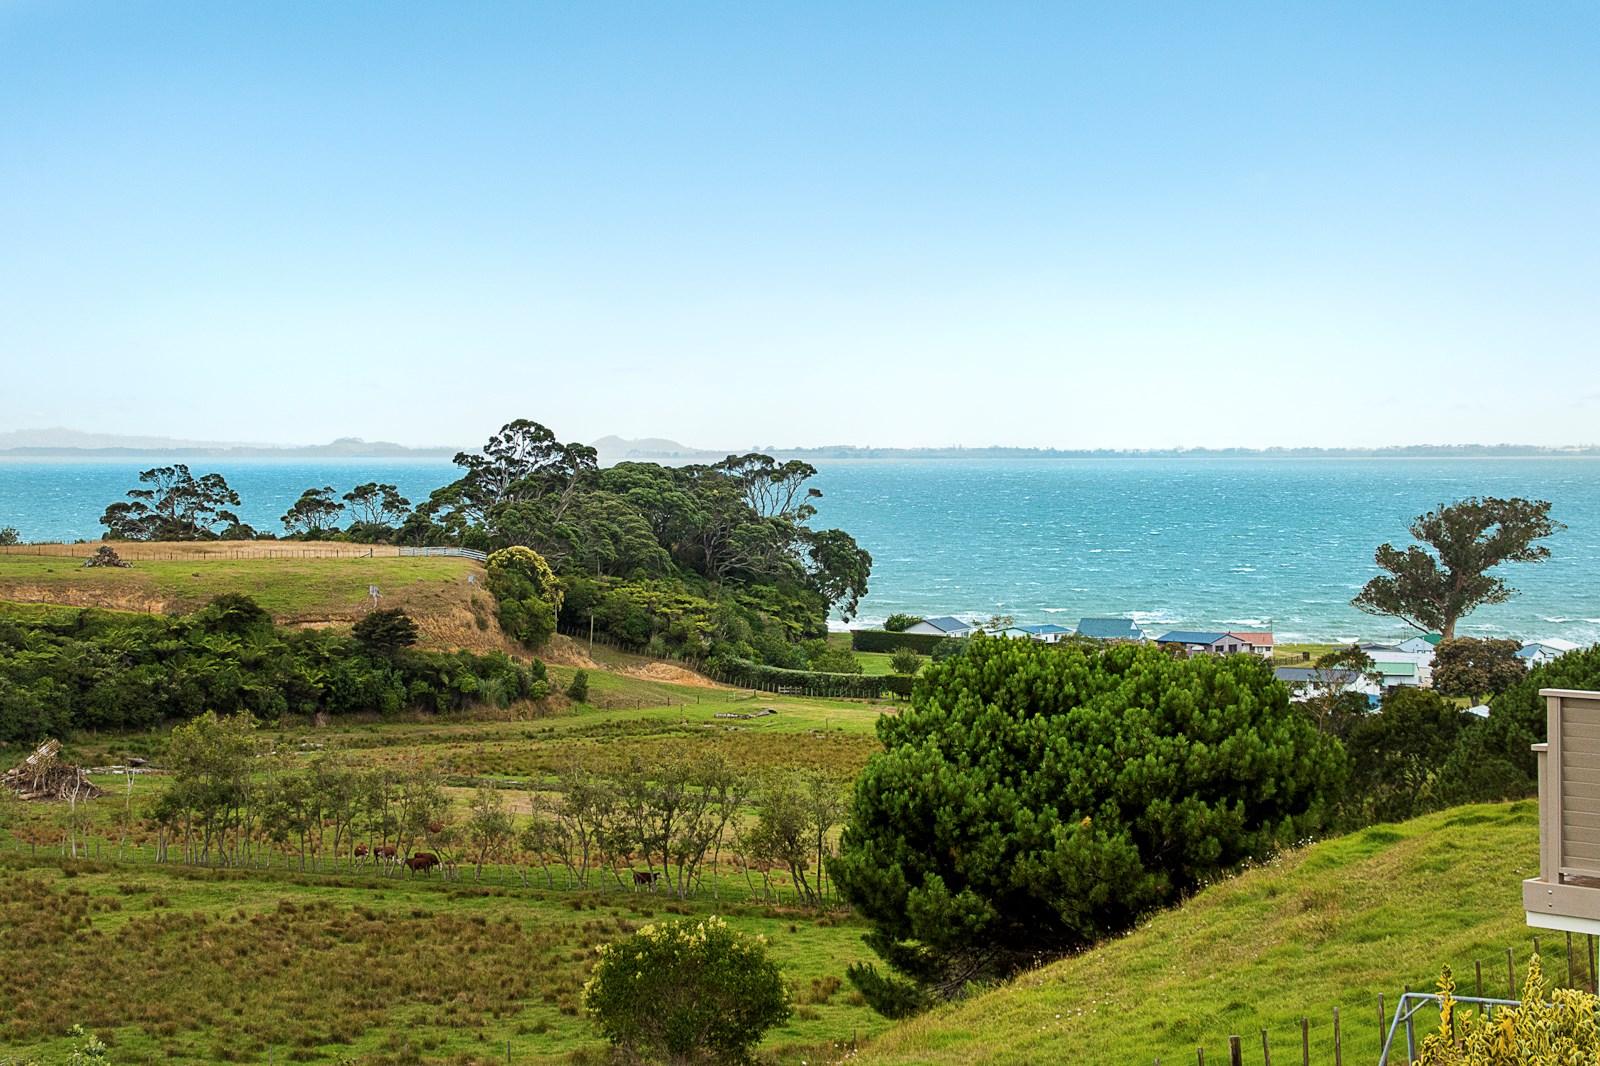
[904,616,975,638]
[1357,642,1434,687]
[1273,666,1383,704]
[1372,660,1421,690]
[1524,688,1600,936]
[1519,640,1581,668]
[1227,631,1274,658]
[994,626,1035,640]
[1393,636,1438,657]
[1155,631,1253,656]
[1018,623,1073,644]
[1075,617,1145,642]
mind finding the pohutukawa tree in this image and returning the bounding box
[1350,496,1564,641]
[100,465,246,541]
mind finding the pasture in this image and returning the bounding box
[0,635,899,1065]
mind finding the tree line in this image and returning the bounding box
[0,596,547,744]
[96,418,874,669]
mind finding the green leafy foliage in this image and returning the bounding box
[808,645,863,675]
[487,546,562,648]
[0,597,547,742]
[883,614,922,633]
[830,636,1346,1002]
[582,915,792,1064]
[1351,496,1564,640]
[1415,956,1600,1066]
[100,465,246,541]
[1343,687,1471,823]
[280,485,343,536]
[889,647,922,677]
[0,527,19,547]
[852,630,944,654]
[351,608,420,657]
[565,669,589,703]
[1431,637,1526,700]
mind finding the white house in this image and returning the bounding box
[1520,639,1581,668]
[1155,631,1253,656]
[904,616,975,638]
[1357,642,1435,688]
[1274,666,1383,704]
[1018,623,1074,644]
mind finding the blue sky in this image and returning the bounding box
[2,2,1596,449]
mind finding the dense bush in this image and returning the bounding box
[583,916,791,1065]
[851,629,944,654]
[486,546,562,648]
[883,613,922,633]
[830,636,1345,1007]
[0,599,548,742]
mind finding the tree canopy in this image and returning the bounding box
[1351,497,1563,640]
[829,637,1344,1007]
[1431,637,1526,701]
[100,465,247,541]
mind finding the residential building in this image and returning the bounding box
[1074,617,1145,642]
[1155,631,1252,656]
[1227,631,1274,658]
[903,616,975,638]
[1273,666,1383,704]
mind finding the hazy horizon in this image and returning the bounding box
[3,3,1596,448]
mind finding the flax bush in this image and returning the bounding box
[1414,955,1600,1065]
[582,916,791,1065]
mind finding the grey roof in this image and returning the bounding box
[1275,667,1364,684]
[1156,631,1231,645]
[1076,617,1144,641]
[1019,623,1073,635]
[918,616,971,633]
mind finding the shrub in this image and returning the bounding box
[889,647,922,676]
[582,916,791,1064]
[883,613,922,633]
[565,670,589,703]
[831,637,1345,1006]
[1414,956,1600,1065]
[852,630,942,654]
[809,646,863,675]
[486,546,562,648]
[0,527,19,547]
[352,608,419,657]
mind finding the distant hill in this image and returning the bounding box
[589,435,726,464]
[0,428,458,458]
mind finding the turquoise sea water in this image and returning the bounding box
[3,457,1598,644]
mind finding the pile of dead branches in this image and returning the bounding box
[2,739,104,802]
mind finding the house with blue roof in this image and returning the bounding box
[1075,618,1145,642]
[904,615,975,638]
[1155,631,1253,656]
[1018,623,1074,644]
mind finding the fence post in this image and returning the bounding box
[1260,1029,1270,1066]
[1376,994,1385,1042]
[1569,932,1577,989]
[1333,1007,1341,1066]
[1507,946,1516,995]
[1196,1047,1204,1066]
[1228,1035,1241,1066]
[1475,959,1483,998]
[1299,1018,1308,1066]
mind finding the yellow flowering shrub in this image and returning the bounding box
[1414,955,1600,1066]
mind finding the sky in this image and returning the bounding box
[1,2,1597,451]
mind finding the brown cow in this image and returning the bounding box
[632,870,661,888]
[375,845,397,861]
[353,844,369,860]
[405,852,440,876]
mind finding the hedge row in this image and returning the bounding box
[707,657,913,700]
[850,630,946,655]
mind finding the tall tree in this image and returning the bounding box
[451,419,597,528]
[342,483,411,529]
[100,465,244,541]
[281,486,343,536]
[1351,497,1564,640]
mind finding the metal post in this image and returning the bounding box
[1405,997,1417,1062]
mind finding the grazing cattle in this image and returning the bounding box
[375,845,397,860]
[632,870,661,888]
[404,853,440,875]
[353,844,369,860]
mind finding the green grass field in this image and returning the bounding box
[858,802,1555,1066]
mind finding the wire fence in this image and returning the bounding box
[0,542,405,561]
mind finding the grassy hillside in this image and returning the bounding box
[860,802,1557,1066]
[0,549,511,654]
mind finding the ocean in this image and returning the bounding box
[3,456,1598,645]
